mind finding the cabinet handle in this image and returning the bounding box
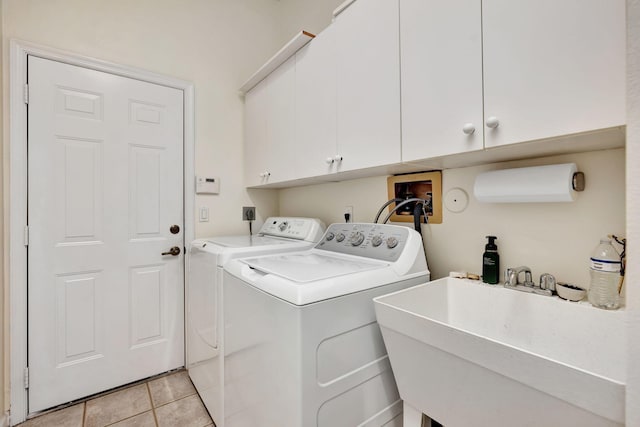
[326,157,335,164]
[462,123,475,135]
[486,116,500,129]
[334,155,343,162]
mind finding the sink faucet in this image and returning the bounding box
[504,266,553,296]
[506,266,535,287]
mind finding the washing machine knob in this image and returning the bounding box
[371,235,383,247]
[325,232,335,241]
[386,236,399,249]
[336,233,346,242]
[278,221,289,231]
[349,231,365,246]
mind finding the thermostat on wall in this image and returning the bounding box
[196,176,220,194]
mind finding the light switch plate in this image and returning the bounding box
[199,207,210,222]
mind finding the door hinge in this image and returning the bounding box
[24,225,29,247]
[23,83,29,104]
[23,367,29,389]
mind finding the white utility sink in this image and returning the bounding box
[374,277,625,427]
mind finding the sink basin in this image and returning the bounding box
[374,277,625,427]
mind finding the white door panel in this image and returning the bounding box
[28,56,184,412]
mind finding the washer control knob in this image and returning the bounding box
[336,233,346,242]
[325,232,335,241]
[371,235,383,247]
[386,236,399,249]
[278,221,289,231]
[349,232,365,246]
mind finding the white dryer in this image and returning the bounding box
[186,217,325,426]
[222,223,430,427]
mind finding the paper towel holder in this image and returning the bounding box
[473,163,585,203]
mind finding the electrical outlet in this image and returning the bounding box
[344,206,354,222]
[243,206,256,221]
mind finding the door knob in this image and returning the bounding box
[170,225,180,234]
[162,246,181,256]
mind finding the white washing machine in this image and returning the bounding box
[186,217,326,426]
[222,223,430,427]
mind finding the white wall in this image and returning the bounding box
[276,0,344,39]
[2,0,284,238]
[626,0,640,423]
[280,148,625,288]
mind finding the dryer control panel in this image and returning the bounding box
[315,223,412,262]
[259,217,326,242]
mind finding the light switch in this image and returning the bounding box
[199,207,209,222]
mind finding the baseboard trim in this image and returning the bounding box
[0,411,9,427]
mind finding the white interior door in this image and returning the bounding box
[27,56,185,412]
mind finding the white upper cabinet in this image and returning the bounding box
[244,56,297,186]
[244,78,269,187]
[400,0,484,162]
[482,0,625,147]
[334,0,401,172]
[295,25,338,179]
[265,55,297,181]
[244,0,625,187]
[401,0,625,161]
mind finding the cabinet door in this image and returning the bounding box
[482,0,626,148]
[295,25,338,179]
[244,78,269,187]
[400,0,484,161]
[265,55,297,183]
[335,0,401,172]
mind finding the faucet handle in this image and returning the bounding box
[540,273,556,292]
[505,268,516,286]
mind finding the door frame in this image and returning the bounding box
[6,39,196,425]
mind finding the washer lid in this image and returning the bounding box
[241,252,387,283]
[206,235,293,248]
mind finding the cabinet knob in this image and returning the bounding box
[259,171,270,178]
[326,157,335,164]
[486,116,500,129]
[462,123,475,135]
[259,172,265,178]
[334,155,343,162]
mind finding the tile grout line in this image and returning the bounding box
[146,382,160,427]
[82,402,87,427]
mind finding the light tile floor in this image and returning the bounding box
[18,370,214,427]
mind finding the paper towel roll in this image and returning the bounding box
[473,163,579,203]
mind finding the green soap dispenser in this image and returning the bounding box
[482,236,500,284]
